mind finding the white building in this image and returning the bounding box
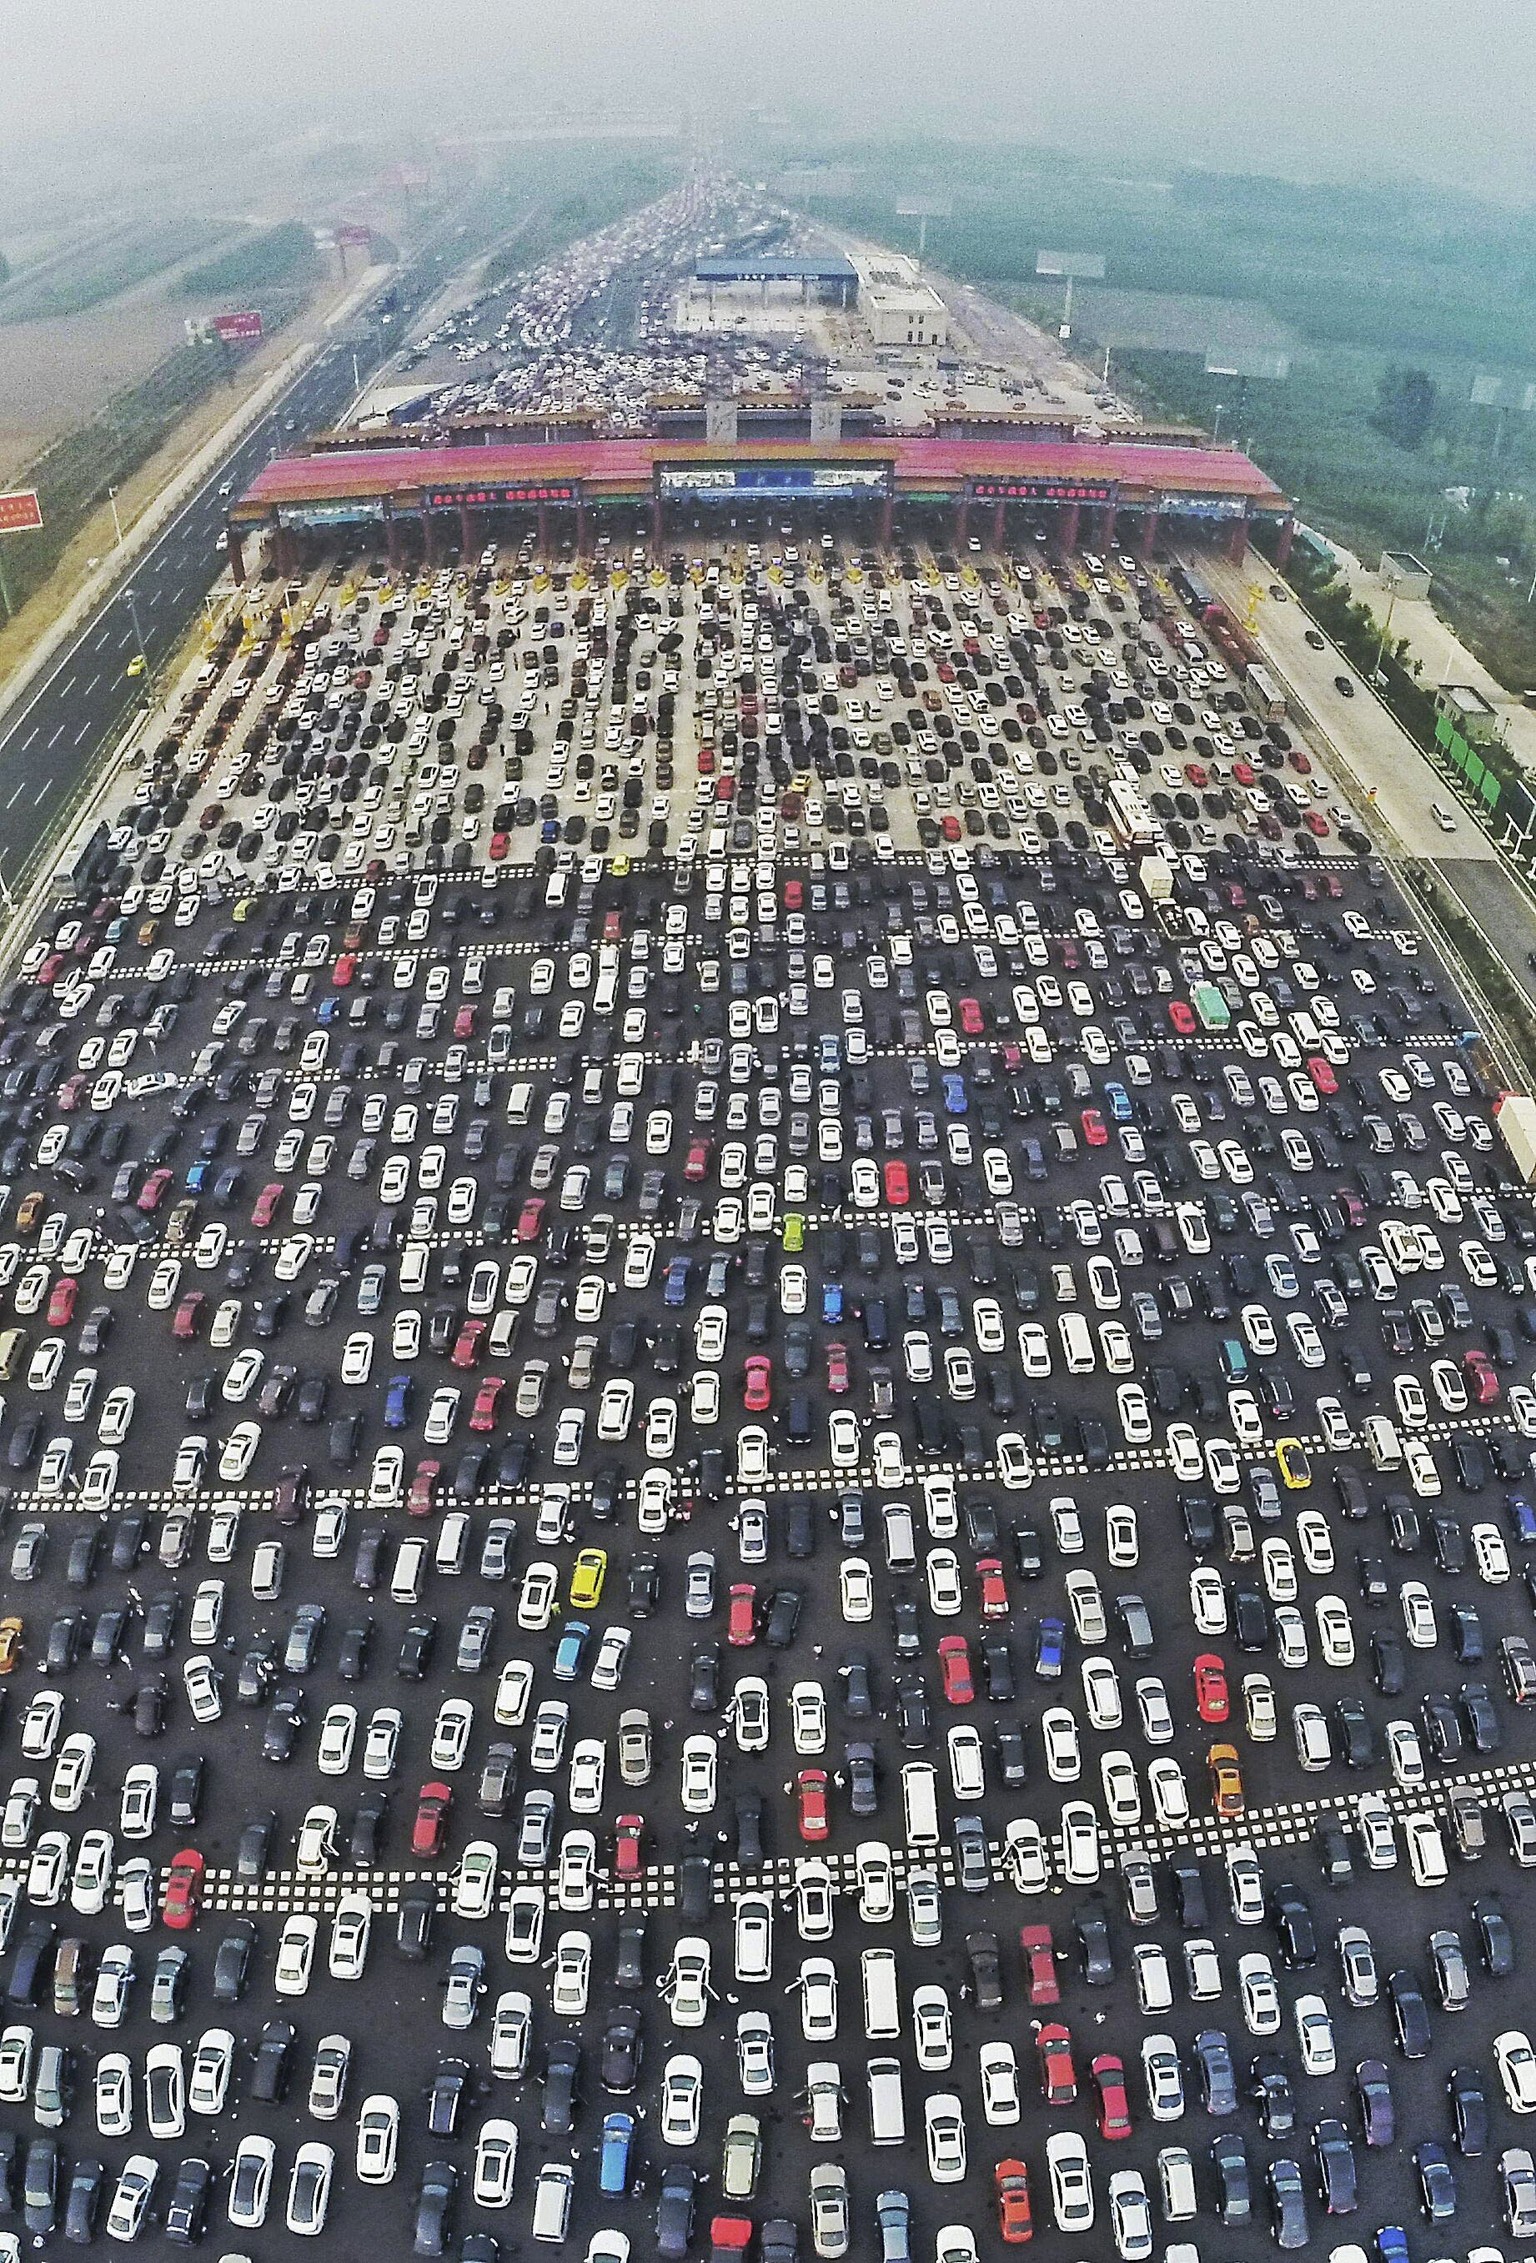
[857,253,949,349]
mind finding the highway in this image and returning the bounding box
[0,332,375,900]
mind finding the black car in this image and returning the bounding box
[1473,1893,1515,1977]
[1074,1898,1114,1985]
[760,1588,801,1647]
[1312,2116,1357,2212]
[601,2005,642,2094]
[656,2164,697,2261]
[236,1812,275,1881]
[212,1919,256,2003]
[164,2156,212,2246]
[168,1757,203,1827]
[688,1644,720,1712]
[1270,1885,1316,1968]
[396,1886,434,1962]
[1251,2052,1295,2138]
[261,1688,304,1761]
[1267,2156,1309,2250]
[251,2019,294,2102]
[1388,1967,1432,2058]
[965,1930,1003,2011]
[427,2057,470,2138]
[542,2039,581,2134]
[1211,2130,1252,2224]
[412,2161,457,2258]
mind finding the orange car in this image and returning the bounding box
[1208,1742,1245,1818]
[995,2158,1033,2244]
[0,1617,21,1674]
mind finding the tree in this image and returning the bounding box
[1370,365,1437,450]
[0,251,9,286]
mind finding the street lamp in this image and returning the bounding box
[124,584,148,675]
[1372,564,1405,681]
[107,487,124,550]
[1211,401,1227,442]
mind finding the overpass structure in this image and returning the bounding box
[226,430,1292,578]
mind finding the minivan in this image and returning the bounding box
[390,1538,428,1603]
[531,2161,574,2242]
[1059,1312,1095,1374]
[900,1763,940,1850]
[861,1948,900,2040]
[882,1502,917,1573]
[866,2056,907,2146]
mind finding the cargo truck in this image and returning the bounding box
[1496,1092,1536,1182]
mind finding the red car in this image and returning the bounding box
[469,1375,505,1433]
[824,1342,850,1396]
[697,747,716,775]
[783,879,803,910]
[743,1356,772,1413]
[1233,760,1256,786]
[1091,2052,1133,2140]
[1304,810,1329,837]
[171,1292,206,1342]
[1185,762,1208,787]
[1289,747,1314,774]
[488,831,510,861]
[57,1075,88,1113]
[941,815,962,843]
[883,1159,910,1206]
[613,1815,645,1879]
[1081,1108,1108,1147]
[453,1006,476,1040]
[451,1319,486,1370]
[1168,1000,1197,1034]
[1019,1923,1060,2006]
[684,1139,713,1184]
[412,1781,452,1858]
[795,1768,828,1842]
[331,954,357,988]
[249,1182,283,1228]
[710,2220,752,2259]
[937,1634,975,1705]
[958,996,985,1035]
[162,1848,204,1931]
[516,1197,545,1242]
[1336,1189,1367,1230]
[138,1168,174,1215]
[1465,1349,1500,1405]
[1307,1055,1338,1095]
[977,1558,1008,1620]
[46,1278,78,1328]
[408,1460,441,1518]
[1036,2023,1076,2104]
[995,2159,1033,2245]
[1194,1653,1231,1723]
[727,1584,757,1647]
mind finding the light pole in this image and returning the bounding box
[1372,566,1404,681]
[1211,401,1226,442]
[107,487,124,550]
[124,584,148,676]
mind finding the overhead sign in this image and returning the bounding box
[0,489,43,533]
[285,501,381,527]
[424,483,576,507]
[1036,250,1106,280]
[659,464,889,502]
[213,310,263,343]
[970,477,1114,504]
[1161,492,1247,521]
[337,225,372,249]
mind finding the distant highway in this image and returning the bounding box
[0,328,378,896]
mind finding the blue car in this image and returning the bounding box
[1034,1616,1066,1680]
[1375,2230,1409,2263]
[184,1160,212,1192]
[941,1073,967,1116]
[817,1034,842,1073]
[540,818,560,844]
[317,995,340,1023]
[1104,1080,1132,1122]
[384,1374,413,1430]
[821,1282,844,1325]
[663,1256,691,1309]
[553,1621,589,1683]
[1507,1490,1536,1545]
[599,2112,635,2197]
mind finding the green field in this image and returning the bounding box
[790,141,1536,687]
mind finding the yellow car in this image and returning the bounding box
[782,1213,805,1254]
[0,1617,21,1675]
[609,855,631,877]
[1207,1742,1244,1818]
[569,1548,608,1611]
[232,896,259,924]
[1275,1437,1312,1490]
[126,654,147,679]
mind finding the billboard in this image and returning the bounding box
[970,476,1114,504]
[0,489,43,534]
[337,225,372,249]
[424,483,577,507]
[1036,250,1106,280]
[213,310,263,344]
[658,463,889,502]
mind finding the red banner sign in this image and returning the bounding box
[0,489,43,533]
[213,310,263,344]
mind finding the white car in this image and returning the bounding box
[1294,1993,1336,2074]
[328,1895,371,1981]
[1238,1952,1282,2035]
[925,2093,967,2184]
[661,2052,705,2147]
[1047,2131,1095,2231]
[680,1736,717,1813]
[551,1931,592,2018]
[839,1558,873,1621]
[979,2040,1021,2126]
[926,1549,963,1616]
[799,1957,838,2041]
[1496,2029,1536,2114]
[473,2119,519,2209]
[274,1915,318,1997]
[791,1683,827,1755]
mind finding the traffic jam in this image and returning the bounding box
[0,494,1532,2263]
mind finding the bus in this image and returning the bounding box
[1106,781,1159,852]
[1191,981,1231,1032]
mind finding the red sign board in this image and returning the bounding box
[337,225,372,249]
[425,484,575,507]
[213,310,263,344]
[971,476,1115,504]
[0,489,43,534]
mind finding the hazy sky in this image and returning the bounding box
[2,0,1532,201]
